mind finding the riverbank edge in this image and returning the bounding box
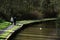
[0,20,41,40]
[0,18,56,40]
[8,21,57,40]
[7,20,43,40]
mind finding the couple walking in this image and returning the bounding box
[10,17,16,25]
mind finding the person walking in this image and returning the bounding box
[10,17,14,24]
[13,17,16,25]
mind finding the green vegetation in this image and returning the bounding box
[0,20,39,38]
[0,22,10,30]
[0,18,10,30]
[0,39,4,40]
[0,25,20,38]
[0,0,58,21]
[18,18,56,24]
[0,18,10,39]
[10,25,21,31]
[0,31,10,38]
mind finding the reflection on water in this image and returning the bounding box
[13,21,58,40]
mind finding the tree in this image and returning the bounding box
[0,0,58,21]
[42,0,57,18]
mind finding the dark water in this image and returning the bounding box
[12,21,58,40]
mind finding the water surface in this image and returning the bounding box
[13,21,58,40]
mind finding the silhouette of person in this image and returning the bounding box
[13,17,16,25]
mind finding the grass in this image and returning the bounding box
[0,22,10,30]
[18,20,39,24]
[0,31,10,38]
[10,25,22,31]
[0,25,21,38]
[18,18,56,24]
[0,18,10,30]
[0,39,4,40]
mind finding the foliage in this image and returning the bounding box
[0,0,58,21]
[42,0,58,18]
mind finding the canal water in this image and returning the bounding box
[12,21,58,40]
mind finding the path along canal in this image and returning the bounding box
[11,21,59,40]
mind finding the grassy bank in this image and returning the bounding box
[0,18,10,30]
[0,25,20,39]
[0,22,10,30]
